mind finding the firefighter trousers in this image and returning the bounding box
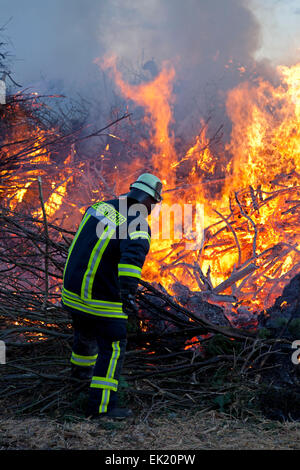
[70,312,127,415]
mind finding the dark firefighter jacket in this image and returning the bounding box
[62,198,151,320]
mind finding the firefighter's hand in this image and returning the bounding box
[120,290,139,316]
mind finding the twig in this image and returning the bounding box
[213,263,258,294]
[213,208,242,268]
[37,176,49,309]
[235,191,258,258]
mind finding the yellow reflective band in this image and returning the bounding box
[90,376,118,391]
[62,287,122,309]
[108,341,120,380]
[72,352,98,360]
[98,341,121,414]
[118,271,141,278]
[81,225,109,299]
[63,213,91,280]
[118,264,142,279]
[62,294,128,319]
[129,231,151,244]
[81,226,115,300]
[70,351,98,367]
[62,292,123,312]
[99,389,110,413]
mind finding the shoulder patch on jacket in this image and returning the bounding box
[91,202,127,226]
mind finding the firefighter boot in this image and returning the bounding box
[86,406,133,420]
[101,406,133,419]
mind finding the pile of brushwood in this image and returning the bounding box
[0,207,299,422]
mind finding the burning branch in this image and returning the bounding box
[213,263,258,295]
[234,191,258,258]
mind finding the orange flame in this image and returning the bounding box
[5,60,300,314]
[99,55,177,185]
[97,57,300,309]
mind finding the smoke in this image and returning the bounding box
[98,0,269,140]
[108,1,268,142]
[99,0,261,70]
[2,0,271,136]
[2,0,103,92]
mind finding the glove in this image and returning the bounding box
[120,289,139,316]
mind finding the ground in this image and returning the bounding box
[1,410,300,450]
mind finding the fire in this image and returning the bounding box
[98,57,300,310]
[1,93,74,220]
[184,336,201,351]
[2,58,300,318]
[224,63,300,191]
[176,129,216,176]
[99,55,177,186]
[33,181,68,219]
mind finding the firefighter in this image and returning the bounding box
[61,173,163,419]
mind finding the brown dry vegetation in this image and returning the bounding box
[1,410,300,450]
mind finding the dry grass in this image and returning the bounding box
[1,410,300,450]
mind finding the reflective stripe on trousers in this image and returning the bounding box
[70,312,127,415]
[89,338,127,414]
[71,351,98,367]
